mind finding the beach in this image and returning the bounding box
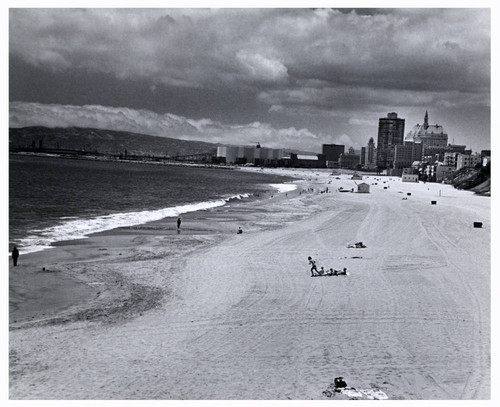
[9,168,490,400]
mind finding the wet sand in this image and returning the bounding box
[9,169,490,400]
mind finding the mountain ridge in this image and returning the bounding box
[9,126,219,158]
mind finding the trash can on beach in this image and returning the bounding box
[473,222,483,228]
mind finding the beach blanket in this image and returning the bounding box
[323,384,388,400]
[358,388,389,400]
[311,272,350,277]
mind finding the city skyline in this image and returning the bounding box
[9,8,490,153]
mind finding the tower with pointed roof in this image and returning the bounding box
[405,111,448,159]
[424,110,429,129]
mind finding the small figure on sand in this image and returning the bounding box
[11,246,19,266]
[237,227,243,234]
[334,376,348,390]
[308,256,319,276]
[177,217,181,229]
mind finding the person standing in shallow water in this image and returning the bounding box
[12,246,19,266]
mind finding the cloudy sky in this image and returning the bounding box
[9,7,491,152]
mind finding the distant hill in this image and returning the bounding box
[9,127,219,158]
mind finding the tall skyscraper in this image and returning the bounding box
[376,112,405,169]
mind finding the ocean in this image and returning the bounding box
[9,155,296,254]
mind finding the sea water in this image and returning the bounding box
[9,155,295,253]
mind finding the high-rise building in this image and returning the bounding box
[364,137,377,169]
[376,112,405,169]
[360,147,366,166]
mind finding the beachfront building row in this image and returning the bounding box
[215,145,289,166]
[215,145,327,168]
[321,142,377,170]
[375,111,452,170]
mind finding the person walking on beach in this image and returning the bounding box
[177,217,181,230]
[12,246,19,267]
[308,256,318,276]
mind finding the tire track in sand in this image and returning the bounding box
[418,214,488,399]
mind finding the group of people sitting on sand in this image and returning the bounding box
[308,256,347,277]
[347,241,366,248]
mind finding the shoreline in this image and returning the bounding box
[9,170,308,328]
[9,168,490,399]
[9,154,299,255]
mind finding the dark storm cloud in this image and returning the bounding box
[9,8,490,151]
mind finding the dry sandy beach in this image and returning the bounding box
[9,168,490,400]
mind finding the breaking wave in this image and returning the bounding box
[18,193,249,254]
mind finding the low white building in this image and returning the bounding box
[402,173,419,182]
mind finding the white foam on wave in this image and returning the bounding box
[269,183,298,193]
[18,193,249,254]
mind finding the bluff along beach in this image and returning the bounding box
[9,167,490,399]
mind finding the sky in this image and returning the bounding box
[8,6,491,153]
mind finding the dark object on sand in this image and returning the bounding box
[237,227,243,234]
[431,201,437,205]
[473,222,483,228]
[12,246,19,266]
[177,217,181,229]
[313,268,348,277]
[348,242,366,248]
[334,377,347,389]
[407,192,411,196]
